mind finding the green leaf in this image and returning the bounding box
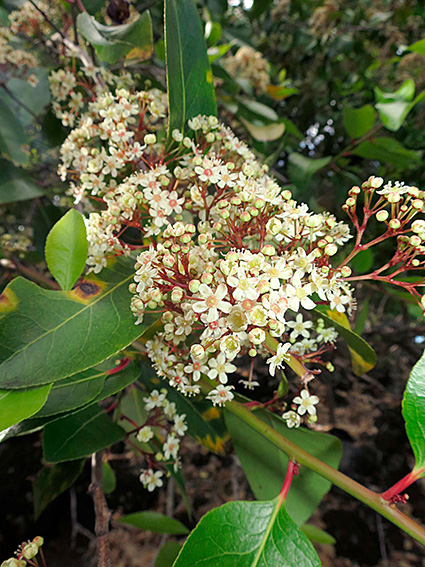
[342,104,376,139]
[173,499,321,567]
[408,38,425,57]
[139,360,228,454]
[45,209,88,290]
[43,403,125,463]
[35,359,140,418]
[350,248,373,274]
[241,119,285,142]
[3,69,50,126]
[0,256,158,389]
[165,0,216,133]
[314,306,377,376]
[402,351,425,472]
[93,360,141,401]
[301,524,336,545]
[350,137,420,168]
[35,369,106,418]
[0,384,52,433]
[375,79,415,103]
[33,460,85,519]
[0,96,29,165]
[102,461,116,494]
[0,159,44,203]
[77,11,153,65]
[155,541,182,567]
[117,511,189,535]
[288,154,332,188]
[225,405,341,526]
[374,80,425,131]
[267,85,299,101]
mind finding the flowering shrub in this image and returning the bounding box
[3,1,425,566]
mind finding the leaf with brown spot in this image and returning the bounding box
[0,256,159,389]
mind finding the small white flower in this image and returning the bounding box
[163,434,180,460]
[173,414,187,436]
[192,283,232,323]
[137,426,154,443]
[208,353,237,384]
[139,469,164,491]
[286,314,313,341]
[144,389,166,411]
[266,342,291,376]
[282,410,301,428]
[293,389,319,416]
[207,384,234,406]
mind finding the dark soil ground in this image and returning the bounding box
[2,310,425,566]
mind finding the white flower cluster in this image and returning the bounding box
[288,315,338,355]
[1,536,44,567]
[133,222,352,406]
[224,45,271,95]
[49,66,138,128]
[8,1,62,36]
[137,388,187,491]
[0,27,39,86]
[283,389,320,429]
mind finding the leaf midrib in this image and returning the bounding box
[1,271,133,366]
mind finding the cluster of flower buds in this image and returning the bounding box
[129,388,187,491]
[223,45,271,95]
[341,176,425,308]
[1,536,44,567]
[58,90,357,423]
[49,66,138,128]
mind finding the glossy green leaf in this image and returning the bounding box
[3,69,50,126]
[0,159,44,204]
[93,360,141,401]
[314,306,377,376]
[117,511,189,535]
[173,499,321,567]
[33,460,85,519]
[350,137,420,167]
[0,384,52,433]
[0,96,29,165]
[35,369,106,417]
[102,461,116,494]
[375,79,415,103]
[155,541,182,567]
[225,405,342,526]
[402,350,425,472]
[350,248,373,274]
[165,0,216,133]
[301,524,336,545]
[374,80,425,131]
[77,11,153,65]
[43,403,125,463]
[288,154,332,188]
[139,360,228,454]
[342,104,375,139]
[45,209,88,290]
[36,359,140,418]
[0,256,158,389]
[408,38,425,57]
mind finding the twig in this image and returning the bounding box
[89,452,112,567]
[70,487,95,549]
[0,83,40,122]
[27,0,66,39]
